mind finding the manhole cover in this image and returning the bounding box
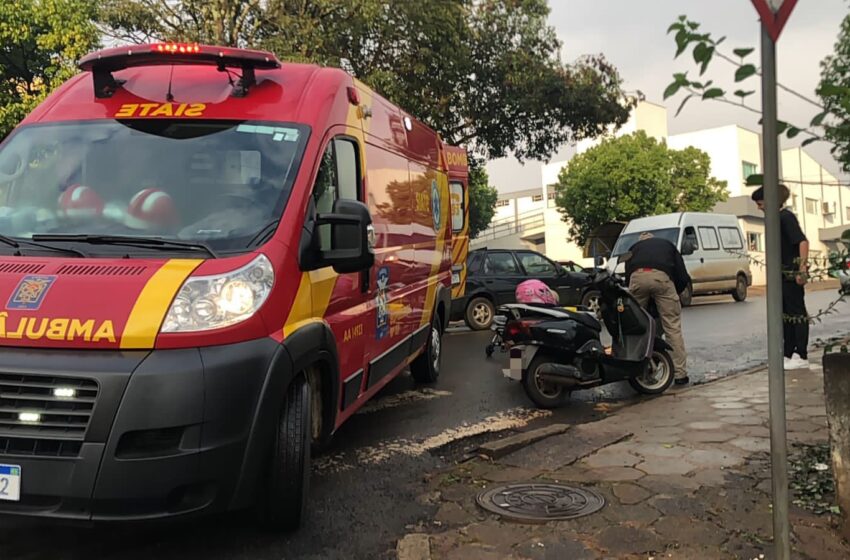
[476,482,605,522]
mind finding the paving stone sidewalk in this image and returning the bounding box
[402,348,850,559]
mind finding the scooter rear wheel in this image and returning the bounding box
[629,349,675,395]
[523,354,570,409]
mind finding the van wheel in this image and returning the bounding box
[679,283,693,307]
[411,317,441,383]
[732,275,748,302]
[465,297,495,330]
[522,354,569,409]
[257,376,311,532]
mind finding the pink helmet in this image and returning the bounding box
[516,279,559,305]
[58,184,104,219]
[126,188,179,230]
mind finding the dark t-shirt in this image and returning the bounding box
[624,237,692,294]
[780,208,807,274]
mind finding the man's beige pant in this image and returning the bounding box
[628,269,688,379]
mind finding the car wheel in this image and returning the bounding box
[411,315,442,383]
[581,290,601,315]
[465,297,495,330]
[256,376,311,532]
[679,283,693,307]
[732,275,748,302]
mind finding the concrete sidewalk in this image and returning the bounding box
[400,346,850,559]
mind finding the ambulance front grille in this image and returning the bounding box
[0,374,98,453]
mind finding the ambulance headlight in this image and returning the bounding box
[162,254,274,332]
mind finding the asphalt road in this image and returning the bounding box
[1,288,848,559]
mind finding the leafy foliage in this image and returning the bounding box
[468,162,498,240]
[819,9,850,172]
[0,0,100,138]
[554,131,728,245]
[97,0,635,240]
[98,0,634,162]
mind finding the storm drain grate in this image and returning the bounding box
[476,482,605,522]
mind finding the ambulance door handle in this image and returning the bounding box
[361,269,370,293]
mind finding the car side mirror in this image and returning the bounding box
[314,199,375,274]
[681,241,696,256]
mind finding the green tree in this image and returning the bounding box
[468,163,498,239]
[98,0,634,230]
[555,132,728,245]
[0,0,100,138]
[819,10,850,172]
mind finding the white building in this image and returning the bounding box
[475,101,850,285]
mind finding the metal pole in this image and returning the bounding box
[760,26,791,560]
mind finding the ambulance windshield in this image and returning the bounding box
[0,120,308,252]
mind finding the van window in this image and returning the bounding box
[0,120,309,252]
[682,226,699,250]
[483,253,520,275]
[312,138,362,250]
[611,227,680,257]
[718,227,744,250]
[450,181,465,233]
[698,227,720,251]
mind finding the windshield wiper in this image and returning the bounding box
[32,234,218,259]
[0,233,87,257]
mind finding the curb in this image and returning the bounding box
[478,423,571,459]
[397,533,431,560]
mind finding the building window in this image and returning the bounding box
[742,161,758,180]
[532,194,543,202]
[495,199,509,208]
[790,194,798,212]
[547,192,556,200]
[747,231,763,252]
[805,198,819,214]
[846,206,850,221]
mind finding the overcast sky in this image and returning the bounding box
[486,0,848,193]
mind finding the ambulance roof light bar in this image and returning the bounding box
[78,43,282,99]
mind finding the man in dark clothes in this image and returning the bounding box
[624,231,692,384]
[751,184,810,370]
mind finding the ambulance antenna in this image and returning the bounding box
[166,65,175,102]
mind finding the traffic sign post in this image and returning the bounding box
[750,1,798,559]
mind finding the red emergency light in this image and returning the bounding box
[78,43,282,99]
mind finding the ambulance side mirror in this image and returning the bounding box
[315,199,375,274]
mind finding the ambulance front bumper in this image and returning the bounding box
[0,338,282,521]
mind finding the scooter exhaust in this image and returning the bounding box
[536,363,586,387]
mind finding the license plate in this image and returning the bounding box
[0,464,21,501]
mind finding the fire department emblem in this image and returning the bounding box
[7,275,57,310]
[431,179,441,230]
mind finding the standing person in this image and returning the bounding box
[623,232,692,385]
[751,184,810,369]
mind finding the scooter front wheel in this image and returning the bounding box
[523,355,570,409]
[629,349,675,395]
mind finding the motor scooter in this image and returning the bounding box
[500,271,675,408]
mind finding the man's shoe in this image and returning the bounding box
[783,356,794,370]
[787,355,810,370]
[674,376,690,386]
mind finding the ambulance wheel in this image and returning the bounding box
[257,375,311,532]
[523,354,569,409]
[411,318,442,383]
[629,350,675,395]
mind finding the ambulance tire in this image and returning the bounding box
[411,317,442,384]
[257,375,311,532]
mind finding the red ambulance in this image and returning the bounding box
[0,43,468,529]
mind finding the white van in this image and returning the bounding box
[606,212,752,305]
